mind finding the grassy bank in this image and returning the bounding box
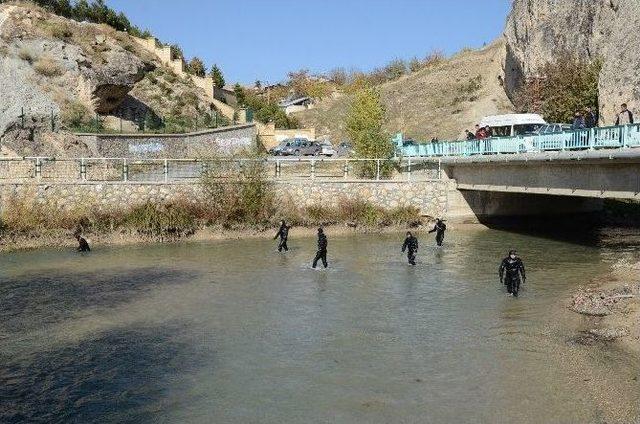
[0,166,427,251]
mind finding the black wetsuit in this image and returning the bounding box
[499,257,526,296]
[402,235,419,265]
[312,233,328,269]
[429,221,447,246]
[77,237,91,252]
[274,224,290,252]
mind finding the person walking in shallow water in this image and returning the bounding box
[401,231,419,266]
[312,228,328,269]
[75,234,90,252]
[274,220,290,252]
[429,219,447,247]
[499,250,526,297]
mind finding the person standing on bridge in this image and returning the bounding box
[615,103,634,126]
[429,219,447,247]
[584,106,598,128]
[499,250,526,297]
[572,112,586,130]
[274,220,290,252]
[312,228,328,269]
[401,231,419,266]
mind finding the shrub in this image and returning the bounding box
[60,100,91,129]
[123,202,198,240]
[186,57,206,78]
[515,57,601,123]
[200,160,274,225]
[34,56,64,77]
[51,23,73,39]
[18,48,35,64]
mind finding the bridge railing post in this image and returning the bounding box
[588,128,595,150]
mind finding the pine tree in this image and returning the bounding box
[210,64,225,88]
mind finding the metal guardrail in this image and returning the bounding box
[395,123,640,157]
[0,157,442,183]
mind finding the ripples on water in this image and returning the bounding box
[0,229,638,423]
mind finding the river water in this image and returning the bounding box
[1,229,639,423]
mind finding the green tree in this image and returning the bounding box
[187,57,206,77]
[234,83,246,106]
[516,57,602,123]
[210,64,225,88]
[345,87,393,177]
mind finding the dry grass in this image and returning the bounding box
[33,56,64,77]
[295,40,514,142]
[18,47,35,64]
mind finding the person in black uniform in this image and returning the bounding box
[312,228,328,269]
[428,218,447,247]
[499,250,526,297]
[274,220,290,252]
[401,231,419,265]
[76,234,91,252]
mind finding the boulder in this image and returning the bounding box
[86,48,153,114]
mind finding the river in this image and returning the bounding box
[1,228,638,423]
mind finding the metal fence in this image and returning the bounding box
[0,158,442,183]
[395,123,640,157]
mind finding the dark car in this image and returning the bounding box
[281,138,322,156]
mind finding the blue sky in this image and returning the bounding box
[105,0,512,85]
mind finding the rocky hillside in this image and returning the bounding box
[0,2,213,157]
[504,0,640,125]
[294,40,514,142]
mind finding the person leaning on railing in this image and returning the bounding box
[615,103,634,126]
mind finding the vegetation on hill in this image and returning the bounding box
[295,41,514,142]
[514,57,601,123]
[0,0,151,37]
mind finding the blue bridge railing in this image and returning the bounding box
[395,124,640,157]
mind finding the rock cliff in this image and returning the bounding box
[0,2,213,157]
[504,0,640,125]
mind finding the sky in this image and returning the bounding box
[105,0,512,85]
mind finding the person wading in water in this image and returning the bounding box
[274,220,290,252]
[401,231,419,266]
[428,218,447,247]
[312,228,328,269]
[499,250,526,297]
[75,234,91,252]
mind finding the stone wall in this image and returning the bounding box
[75,124,256,158]
[0,180,450,218]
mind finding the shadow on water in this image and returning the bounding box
[477,213,605,247]
[0,267,198,335]
[0,323,204,424]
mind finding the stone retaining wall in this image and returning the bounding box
[75,124,256,158]
[0,180,450,217]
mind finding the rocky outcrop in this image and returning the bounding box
[85,48,150,114]
[504,0,640,125]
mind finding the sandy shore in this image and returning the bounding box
[568,260,640,355]
[0,222,488,253]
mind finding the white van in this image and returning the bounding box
[479,114,547,137]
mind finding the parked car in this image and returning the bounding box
[269,139,293,156]
[318,141,337,157]
[281,138,322,156]
[535,123,573,135]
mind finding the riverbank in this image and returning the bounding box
[0,222,486,253]
[568,259,640,355]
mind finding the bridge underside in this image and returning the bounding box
[444,153,640,200]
